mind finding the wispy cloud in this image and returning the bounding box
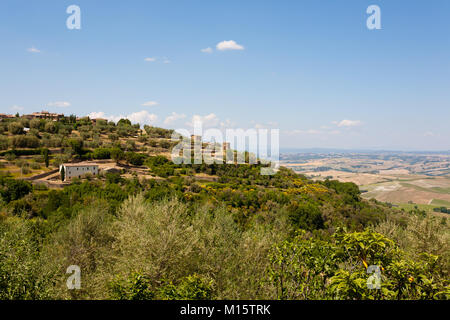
[164,112,186,125]
[141,101,159,107]
[335,119,363,127]
[47,101,71,107]
[285,129,322,135]
[284,128,341,136]
[27,47,41,53]
[216,40,244,51]
[186,113,220,128]
[219,119,236,129]
[201,47,213,54]
[251,120,279,129]
[145,57,170,63]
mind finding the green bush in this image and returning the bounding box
[288,202,324,231]
[0,219,54,299]
[158,274,214,300]
[109,272,155,300]
[0,136,8,151]
[125,152,146,166]
[0,177,32,203]
[93,148,111,160]
[8,122,24,135]
[9,135,40,148]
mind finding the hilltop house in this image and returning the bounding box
[0,113,15,120]
[24,111,64,121]
[59,163,99,181]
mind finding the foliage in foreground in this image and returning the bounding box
[0,195,448,300]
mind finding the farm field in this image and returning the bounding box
[281,151,450,213]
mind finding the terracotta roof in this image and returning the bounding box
[62,163,99,167]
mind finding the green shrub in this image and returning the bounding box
[158,274,214,300]
[9,135,40,148]
[0,136,8,151]
[0,219,54,299]
[109,272,155,300]
[93,148,111,160]
[8,122,24,135]
[288,202,324,231]
[0,177,32,203]
[125,152,146,166]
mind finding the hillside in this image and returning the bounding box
[0,114,448,300]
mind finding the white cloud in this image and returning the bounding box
[126,110,158,125]
[201,47,213,54]
[251,120,279,129]
[87,112,107,119]
[27,47,41,53]
[424,131,435,137]
[336,119,363,127]
[86,110,158,126]
[187,113,220,128]
[47,101,71,107]
[216,40,244,51]
[141,101,159,107]
[164,112,186,125]
[219,119,236,129]
[145,56,170,63]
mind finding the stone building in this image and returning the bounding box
[24,111,64,121]
[59,163,99,181]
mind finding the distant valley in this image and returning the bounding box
[281,151,450,213]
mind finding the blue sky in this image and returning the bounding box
[1,0,449,150]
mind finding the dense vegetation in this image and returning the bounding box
[0,115,448,300]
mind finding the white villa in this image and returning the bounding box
[59,163,99,181]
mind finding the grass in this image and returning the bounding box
[400,182,450,195]
[430,187,450,193]
[395,203,440,213]
[0,161,53,178]
[431,199,450,207]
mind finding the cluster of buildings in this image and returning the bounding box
[0,110,109,125]
[0,111,64,121]
[0,113,16,120]
[23,111,65,121]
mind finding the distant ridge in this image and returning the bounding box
[280,148,450,155]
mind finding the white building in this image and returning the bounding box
[59,163,99,181]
